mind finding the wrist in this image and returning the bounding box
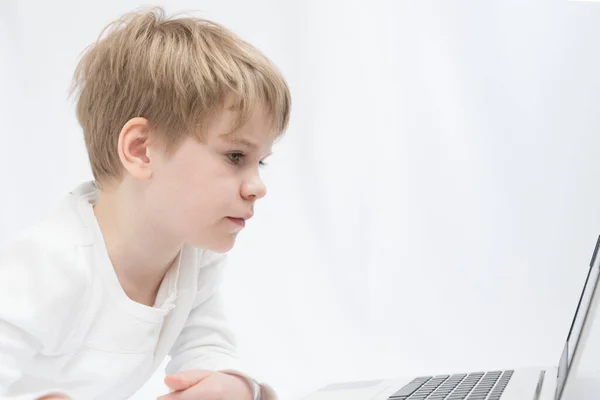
[223,372,256,400]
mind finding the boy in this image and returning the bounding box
[0,6,290,400]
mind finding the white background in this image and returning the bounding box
[2,0,600,399]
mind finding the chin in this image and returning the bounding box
[208,241,235,253]
[189,236,237,253]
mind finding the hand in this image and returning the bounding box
[157,370,254,400]
[36,394,70,400]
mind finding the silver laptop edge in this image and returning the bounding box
[300,235,600,400]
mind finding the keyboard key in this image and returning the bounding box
[387,369,513,400]
[388,379,429,398]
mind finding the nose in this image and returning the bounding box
[241,173,267,201]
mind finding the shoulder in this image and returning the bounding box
[181,247,229,299]
[193,248,229,283]
[0,191,94,352]
[0,190,94,287]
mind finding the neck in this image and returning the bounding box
[92,181,182,291]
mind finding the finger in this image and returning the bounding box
[175,380,224,400]
[157,384,218,400]
[37,394,71,400]
[157,392,179,400]
[38,398,70,400]
[164,370,213,391]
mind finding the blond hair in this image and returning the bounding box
[70,7,291,184]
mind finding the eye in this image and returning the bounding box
[227,152,244,164]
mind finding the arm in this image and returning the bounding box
[165,251,277,400]
[0,240,87,399]
[0,323,71,399]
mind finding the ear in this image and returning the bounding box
[117,117,155,181]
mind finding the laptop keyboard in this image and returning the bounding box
[387,370,514,400]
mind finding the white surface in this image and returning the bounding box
[3,1,600,399]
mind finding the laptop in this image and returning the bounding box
[299,235,600,400]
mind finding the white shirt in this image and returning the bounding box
[0,182,274,400]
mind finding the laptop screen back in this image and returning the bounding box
[555,235,600,399]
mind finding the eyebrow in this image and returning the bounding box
[222,137,260,151]
[220,135,274,158]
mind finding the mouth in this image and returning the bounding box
[226,217,247,227]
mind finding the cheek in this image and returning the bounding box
[153,147,241,228]
[161,150,213,198]
[167,167,228,222]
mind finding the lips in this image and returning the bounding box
[230,212,253,221]
[227,217,246,227]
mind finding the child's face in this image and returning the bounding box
[146,105,276,253]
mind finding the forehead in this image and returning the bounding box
[208,104,279,149]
